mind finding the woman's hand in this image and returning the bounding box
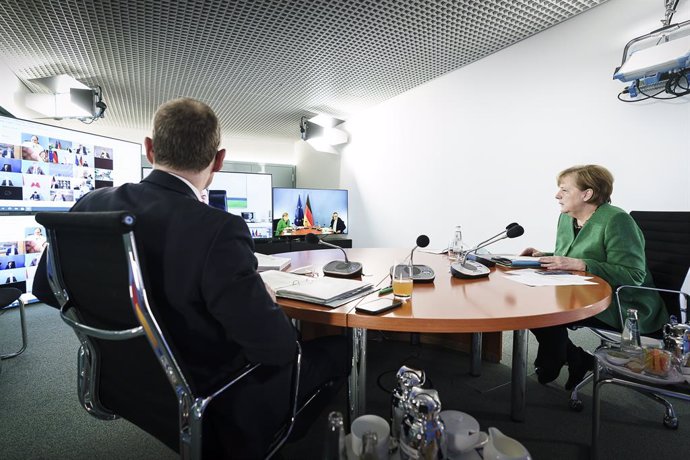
[538,256,586,271]
[520,247,546,257]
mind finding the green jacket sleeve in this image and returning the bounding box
[580,212,647,287]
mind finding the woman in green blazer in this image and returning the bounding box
[522,165,666,390]
[275,212,292,236]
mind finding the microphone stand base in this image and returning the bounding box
[450,261,491,279]
[322,260,363,278]
[391,264,435,283]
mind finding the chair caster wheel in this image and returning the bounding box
[568,399,584,412]
[663,416,679,429]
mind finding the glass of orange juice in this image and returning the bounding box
[392,260,414,299]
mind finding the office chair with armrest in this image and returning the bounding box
[569,211,690,417]
[36,211,303,459]
[0,287,28,375]
[591,284,690,459]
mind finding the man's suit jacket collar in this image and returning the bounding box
[142,169,199,201]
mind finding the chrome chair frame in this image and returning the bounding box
[40,212,301,459]
[568,284,685,411]
[0,288,28,375]
[591,287,690,459]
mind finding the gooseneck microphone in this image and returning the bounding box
[451,223,525,279]
[305,233,362,278]
[392,234,435,283]
[472,222,519,250]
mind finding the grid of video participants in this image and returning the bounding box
[0,216,47,296]
[0,133,115,207]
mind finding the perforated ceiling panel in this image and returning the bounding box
[0,0,607,139]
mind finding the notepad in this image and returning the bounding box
[260,270,375,308]
[254,253,291,272]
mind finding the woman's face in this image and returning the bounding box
[282,214,289,221]
[555,174,589,216]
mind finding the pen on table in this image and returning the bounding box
[378,286,393,295]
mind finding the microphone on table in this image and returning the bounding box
[305,233,362,278]
[451,224,525,279]
[391,234,436,283]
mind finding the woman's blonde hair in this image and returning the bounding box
[558,165,613,205]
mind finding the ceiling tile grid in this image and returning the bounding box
[0,0,607,138]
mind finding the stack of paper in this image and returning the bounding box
[503,269,596,287]
[255,252,291,272]
[260,270,375,308]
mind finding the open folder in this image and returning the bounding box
[483,255,542,268]
[260,270,375,308]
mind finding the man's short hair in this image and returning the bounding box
[152,98,221,172]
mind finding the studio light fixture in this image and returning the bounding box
[299,115,348,153]
[24,74,107,122]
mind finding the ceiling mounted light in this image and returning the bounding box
[300,115,348,154]
[24,74,107,122]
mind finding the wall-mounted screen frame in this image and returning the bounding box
[272,187,349,234]
[0,115,142,212]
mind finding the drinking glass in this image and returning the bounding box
[392,260,414,299]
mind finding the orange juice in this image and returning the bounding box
[392,277,413,298]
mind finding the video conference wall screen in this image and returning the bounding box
[272,187,348,233]
[0,115,142,212]
[0,214,46,297]
[142,168,274,239]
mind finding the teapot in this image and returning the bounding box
[482,427,531,460]
[399,387,446,460]
[390,366,426,450]
[662,317,690,357]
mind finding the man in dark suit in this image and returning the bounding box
[330,211,347,233]
[33,98,348,458]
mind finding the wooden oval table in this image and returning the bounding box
[273,248,612,422]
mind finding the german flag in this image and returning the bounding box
[304,195,314,227]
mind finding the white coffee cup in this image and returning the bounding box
[351,414,389,459]
[440,410,480,454]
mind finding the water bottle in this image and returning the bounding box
[399,387,446,460]
[390,366,426,452]
[450,225,464,261]
[323,411,347,460]
[621,308,642,353]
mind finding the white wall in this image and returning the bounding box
[340,0,690,253]
[295,140,342,188]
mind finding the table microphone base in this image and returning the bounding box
[323,260,363,278]
[392,264,435,283]
[451,260,491,279]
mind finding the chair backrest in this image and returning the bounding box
[631,211,690,319]
[35,211,190,452]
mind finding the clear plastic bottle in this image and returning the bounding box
[621,308,642,353]
[323,411,347,460]
[450,225,464,261]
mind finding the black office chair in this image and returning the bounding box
[35,211,305,459]
[569,211,690,420]
[0,287,28,375]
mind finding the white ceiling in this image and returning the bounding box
[0,0,607,139]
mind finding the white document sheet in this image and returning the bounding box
[503,269,597,287]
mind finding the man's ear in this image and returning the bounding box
[212,149,226,172]
[144,137,155,164]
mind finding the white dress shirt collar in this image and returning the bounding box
[163,170,204,202]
